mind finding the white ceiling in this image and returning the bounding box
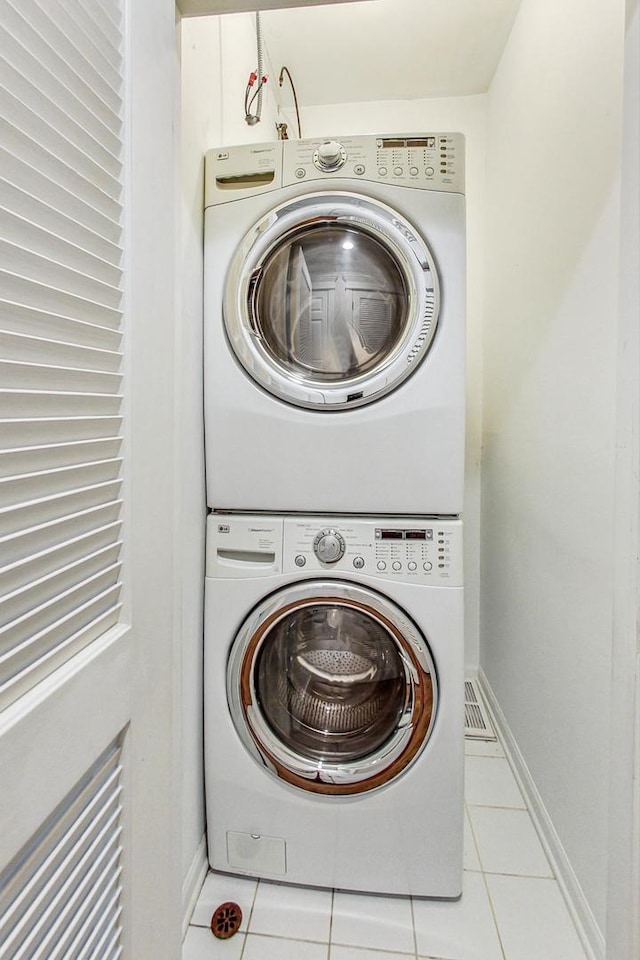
[259,0,523,106]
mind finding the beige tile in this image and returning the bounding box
[468,806,552,878]
[486,874,588,960]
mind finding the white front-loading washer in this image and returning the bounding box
[204,133,466,515]
[204,512,464,897]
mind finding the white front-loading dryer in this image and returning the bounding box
[204,512,464,897]
[204,133,466,515]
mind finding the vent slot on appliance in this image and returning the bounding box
[464,678,497,740]
[0,740,125,960]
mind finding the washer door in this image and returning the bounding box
[224,192,440,410]
[227,581,437,796]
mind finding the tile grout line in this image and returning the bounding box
[409,892,419,960]
[466,811,508,960]
[480,871,509,960]
[464,801,482,870]
[327,887,335,960]
[238,878,260,960]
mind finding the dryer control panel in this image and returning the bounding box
[283,133,465,194]
[204,133,464,207]
[285,516,463,586]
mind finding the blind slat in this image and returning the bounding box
[1,92,122,203]
[0,0,125,715]
[0,180,122,265]
[0,126,121,223]
[1,543,122,625]
[0,761,121,917]
[0,60,122,178]
[2,28,121,153]
[0,240,122,307]
[1,146,121,240]
[1,565,122,655]
[0,272,121,328]
[0,209,122,285]
[6,0,122,109]
[1,5,122,130]
[0,301,122,350]
[0,417,123,447]
[0,332,121,372]
[0,742,124,957]
[0,606,122,710]
[57,888,121,960]
[0,479,121,537]
[14,835,122,959]
[89,912,123,960]
[0,519,122,599]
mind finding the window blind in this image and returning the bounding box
[0,740,125,959]
[0,0,125,710]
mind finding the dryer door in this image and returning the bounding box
[227,581,437,795]
[224,192,440,410]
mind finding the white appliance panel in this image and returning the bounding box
[204,138,465,515]
[204,513,464,897]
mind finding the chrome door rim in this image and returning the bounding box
[223,192,440,410]
[227,580,438,796]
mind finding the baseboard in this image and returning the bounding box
[478,668,605,960]
[182,835,209,939]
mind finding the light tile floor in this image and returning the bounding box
[184,738,589,960]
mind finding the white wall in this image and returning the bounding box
[300,98,486,671]
[606,2,640,957]
[179,11,280,899]
[128,0,184,954]
[480,0,625,944]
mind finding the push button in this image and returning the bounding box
[377,560,387,571]
[294,555,306,567]
[392,561,402,571]
[353,556,365,569]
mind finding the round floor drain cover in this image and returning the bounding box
[210,901,242,939]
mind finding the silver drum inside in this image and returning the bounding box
[254,602,409,763]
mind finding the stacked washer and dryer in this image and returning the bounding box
[203,134,466,897]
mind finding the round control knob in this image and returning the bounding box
[408,561,417,571]
[392,561,402,571]
[377,560,387,571]
[313,529,345,564]
[423,561,433,572]
[313,140,347,172]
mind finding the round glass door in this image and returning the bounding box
[227,581,438,795]
[224,193,440,410]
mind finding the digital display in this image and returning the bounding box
[379,137,436,149]
[376,529,433,540]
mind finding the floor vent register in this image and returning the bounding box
[464,679,497,740]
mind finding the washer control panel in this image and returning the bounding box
[284,516,463,585]
[283,133,464,194]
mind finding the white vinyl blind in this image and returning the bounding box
[0,740,125,959]
[0,0,125,709]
